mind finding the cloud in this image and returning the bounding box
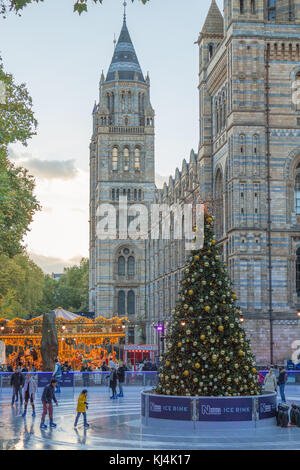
[21,158,78,180]
[7,147,78,180]
[29,252,85,275]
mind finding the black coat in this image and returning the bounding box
[10,372,24,388]
[41,385,57,404]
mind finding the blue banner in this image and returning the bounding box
[258,395,277,420]
[148,396,192,421]
[37,372,74,388]
[198,397,253,422]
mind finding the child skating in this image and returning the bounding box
[74,389,89,428]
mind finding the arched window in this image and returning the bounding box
[118,291,126,316]
[251,0,256,14]
[128,91,132,112]
[295,173,300,214]
[208,43,213,60]
[124,147,130,171]
[112,147,118,171]
[118,256,126,276]
[127,189,131,201]
[107,93,110,111]
[138,189,142,201]
[134,189,137,201]
[128,256,135,276]
[215,169,224,239]
[134,148,141,170]
[112,189,115,201]
[127,291,135,315]
[240,134,246,154]
[240,0,244,14]
[296,247,300,297]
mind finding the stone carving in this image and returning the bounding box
[41,311,58,372]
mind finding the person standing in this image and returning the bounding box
[74,389,89,428]
[10,368,24,406]
[40,379,58,429]
[109,367,118,399]
[264,367,278,393]
[117,363,126,398]
[53,358,62,393]
[278,367,288,403]
[22,374,37,417]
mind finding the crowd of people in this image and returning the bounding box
[5,359,290,430]
[7,357,144,429]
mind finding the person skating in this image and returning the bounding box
[278,367,288,403]
[40,379,58,429]
[10,368,24,406]
[264,367,278,393]
[117,363,126,398]
[52,358,62,393]
[22,374,37,417]
[74,389,89,428]
[109,367,118,399]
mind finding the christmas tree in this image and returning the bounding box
[156,211,261,397]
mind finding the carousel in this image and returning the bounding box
[0,308,128,370]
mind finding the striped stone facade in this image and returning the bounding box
[89,17,156,343]
[145,0,300,364]
[90,1,300,362]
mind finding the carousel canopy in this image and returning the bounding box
[36,308,87,321]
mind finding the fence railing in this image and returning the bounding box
[0,371,159,390]
[1,370,300,390]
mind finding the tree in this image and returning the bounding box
[40,258,89,313]
[156,211,261,397]
[0,57,40,256]
[0,0,149,17]
[0,57,37,148]
[0,253,45,319]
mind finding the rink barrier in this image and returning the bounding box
[141,391,277,429]
[1,370,300,390]
[0,371,159,390]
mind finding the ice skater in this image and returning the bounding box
[52,358,62,393]
[74,389,89,428]
[22,374,37,417]
[117,363,126,398]
[10,367,24,406]
[40,379,58,429]
[109,367,118,399]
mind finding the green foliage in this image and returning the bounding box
[0,253,45,319]
[38,258,89,314]
[0,57,40,257]
[156,212,261,397]
[0,150,41,257]
[0,57,37,147]
[0,0,149,17]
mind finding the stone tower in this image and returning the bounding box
[89,12,156,342]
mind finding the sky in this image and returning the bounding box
[0,0,223,273]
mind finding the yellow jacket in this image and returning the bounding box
[77,393,87,413]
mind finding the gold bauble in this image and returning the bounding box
[188,290,194,296]
[204,306,211,312]
[178,342,182,347]
[200,334,206,341]
[195,363,200,369]
[194,255,200,261]
[165,361,171,367]
[183,370,189,377]
[218,325,224,332]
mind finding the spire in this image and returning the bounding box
[106,10,145,83]
[201,0,224,35]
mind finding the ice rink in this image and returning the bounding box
[1,386,300,450]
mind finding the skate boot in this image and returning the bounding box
[50,421,57,428]
[40,422,47,429]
